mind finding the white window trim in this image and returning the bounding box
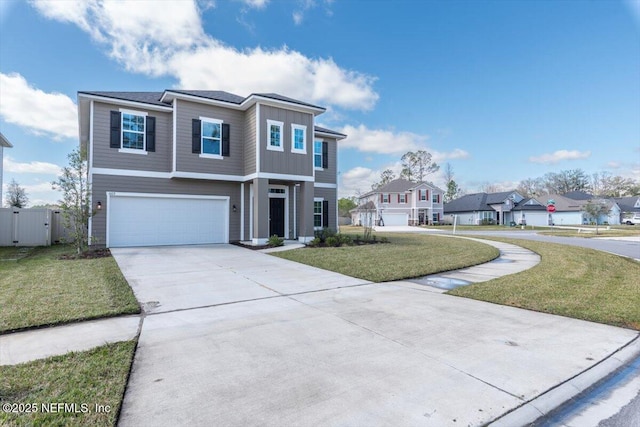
[419,189,427,201]
[399,194,407,204]
[200,116,224,159]
[291,124,307,154]
[382,194,390,204]
[267,120,284,152]
[314,139,324,170]
[119,108,147,153]
[314,197,324,230]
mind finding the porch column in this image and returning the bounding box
[252,178,269,245]
[298,181,315,243]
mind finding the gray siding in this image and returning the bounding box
[93,102,172,172]
[244,104,257,176]
[313,137,338,184]
[259,105,313,176]
[175,99,245,175]
[314,187,337,230]
[91,175,242,243]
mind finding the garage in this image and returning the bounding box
[380,212,408,226]
[107,193,229,247]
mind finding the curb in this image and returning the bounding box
[489,334,640,426]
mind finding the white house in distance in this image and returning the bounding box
[0,133,13,204]
[352,178,445,226]
[444,190,525,226]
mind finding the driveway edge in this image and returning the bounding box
[489,334,640,426]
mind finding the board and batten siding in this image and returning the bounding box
[314,136,337,184]
[92,102,172,172]
[259,105,313,176]
[175,100,245,176]
[91,175,242,243]
[244,104,257,176]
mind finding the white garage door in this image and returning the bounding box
[381,213,408,226]
[107,193,229,247]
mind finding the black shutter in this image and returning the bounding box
[222,123,230,157]
[146,116,156,152]
[192,119,201,154]
[110,111,121,148]
[322,141,329,169]
[323,200,329,228]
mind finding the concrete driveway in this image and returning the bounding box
[111,245,638,427]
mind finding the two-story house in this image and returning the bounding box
[351,179,445,226]
[77,90,344,247]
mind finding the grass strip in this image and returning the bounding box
[274,233,499,282]
[448,237,640,330]
[0,246,139,333]
[0,340,136,427]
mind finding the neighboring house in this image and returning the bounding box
[444,191,525,225]
[614,196,640,220]
[77,90,345,247]
[513,193,621,226]
[0,133,13,204]
[351,179,444,226]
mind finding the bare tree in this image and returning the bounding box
[516,177,546,198]
[371,168,396,190]
[400,150,439,182]
[480,182,503,193]
[542,169,590,194]
[5,179,29,208]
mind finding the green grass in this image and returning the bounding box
[0,245,139,333]
[537,228,640,238]
[448,237,640,330]
[0,340,136,427]
[274,233,499,282]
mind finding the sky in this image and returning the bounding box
[0,0,639,206]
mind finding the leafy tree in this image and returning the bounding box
[582,199,610,235]
[542,169,590,194]
[52,148,93,255]
[442,163,462,202]
[338,197,357,217]
[400,150,439,182]
[4,179,29,208]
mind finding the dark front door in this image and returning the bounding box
[269,198,285,237]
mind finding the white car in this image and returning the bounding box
[621,215,640,225]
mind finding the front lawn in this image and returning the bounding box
[0,340,136,427]
[449,238,640,330]
[274,234,499,282]
[0,245,139,333]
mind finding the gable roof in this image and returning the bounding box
[614,196,640,212]
[486,191,519,205]
[562,190,594,200]
[511,198,546,211]
[361,178,444,198]
[444,190,520,213]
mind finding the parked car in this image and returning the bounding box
[621,215,640,225]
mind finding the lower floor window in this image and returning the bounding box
[314,201,323,228]
[481,211,493,220]
[433,213,439,222]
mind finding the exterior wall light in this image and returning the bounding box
[96,201,102,210]
[232,204,237,212]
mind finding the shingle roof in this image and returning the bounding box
[511,198,546,211]
[562,190,594,200]
[252,93,324,110]
[78,91,169,106]
[444,190,521,213]
[486,191,517,205]
[314,125,346,138]
[614,196,640,212]
[165,90,246,104]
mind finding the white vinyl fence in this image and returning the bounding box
[0,208,74,246]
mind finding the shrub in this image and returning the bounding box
[326,236,340,247]
[267,235,284,247]
[307,237,322,247]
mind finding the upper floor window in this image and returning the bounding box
[382,194,390,204]
[191,118,230,157]
[314,140,329,169]
[399,194,407,204]
[267,120,284,151]
[122,112,145,150]
[202,118,222,157]
[110,109,155,154]
[432,192,440,203]
[419,189,428,201]
[291,124,306,154]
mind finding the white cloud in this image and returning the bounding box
[529,149,591,164]
[339,124,424,154]
[340,166,381,197]
[431,148,470,163]
[31,0,378,111]
[0,72,78,140]
[239,0,269,9]
[3,157,62,175]
[292,11,304,25]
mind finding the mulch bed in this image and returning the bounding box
[59,248,112,260]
